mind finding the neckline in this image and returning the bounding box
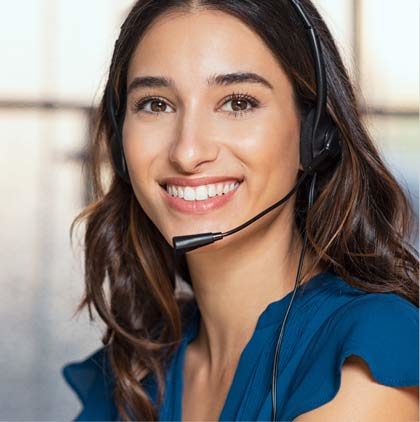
[184,270,333,341]
[177,270,334,421]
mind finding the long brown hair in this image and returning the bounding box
[70,0,419,419]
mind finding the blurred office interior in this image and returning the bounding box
[0,0,418,419]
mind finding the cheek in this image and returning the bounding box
[122,121,164,182]
[234,112,300,187]
[121,124,167,218]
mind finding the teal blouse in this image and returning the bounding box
[62,271,419,421]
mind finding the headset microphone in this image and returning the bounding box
[172,168,311,255]
[107,0,341,420]
[171,120,339,254]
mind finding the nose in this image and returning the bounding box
[168,106,219,173]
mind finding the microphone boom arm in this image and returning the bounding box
[172,169,310,255]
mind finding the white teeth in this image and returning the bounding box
[166,181,240,201]
[183,187,195,201]
[195,186,208,200]
[207,184,216,197]
[177,186,184,198]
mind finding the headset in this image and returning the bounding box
[107,0,341,420]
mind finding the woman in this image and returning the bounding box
[62,0,419,420]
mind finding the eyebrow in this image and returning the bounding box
[126,72,274,95]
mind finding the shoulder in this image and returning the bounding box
[62,346,114,396]
[295,354,419,421]
[284,290,419,420]
[331,292,418,384]
[61,346,118,421]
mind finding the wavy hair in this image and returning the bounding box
[70,0,419,419]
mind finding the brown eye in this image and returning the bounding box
[221,92,260,118]
[231,99,249,112]
[150,99,167,113]
[133,96,174,114]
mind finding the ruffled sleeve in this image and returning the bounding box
[284,293,419,421]
[61,346,119,421]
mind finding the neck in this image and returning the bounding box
[184,206,321,377]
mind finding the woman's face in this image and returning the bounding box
[124,9,301,251]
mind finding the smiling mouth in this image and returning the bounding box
[159,180,243,214]
[159,180,242,201]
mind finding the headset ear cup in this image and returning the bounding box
[300,108,316,171]
[110,134,120,173]
[321,125,342,166]
[121,146,130,183]
[110,133,130,184]
[300,108,342,173]
[311,115,342,172]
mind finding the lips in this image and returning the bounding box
[159,179,242,214]
[160,175,244,188]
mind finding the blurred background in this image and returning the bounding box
[0,0,418,419]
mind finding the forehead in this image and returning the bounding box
[127,9,291,93]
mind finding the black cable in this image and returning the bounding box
[271,171,318,421]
